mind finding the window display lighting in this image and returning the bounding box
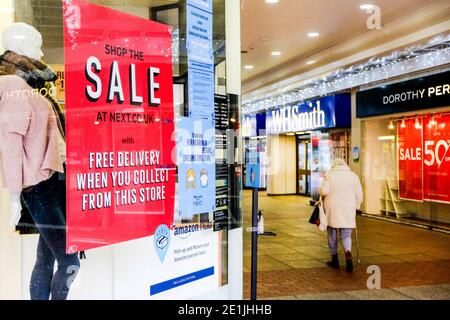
[388,120,395,130]
[242,33,450,115]
[400,118,406,128]
[429,115,437,126]
[415,117,422,129]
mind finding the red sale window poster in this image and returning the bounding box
[423,114,450,203]
[398,118,424,201]
[63,0,176,253]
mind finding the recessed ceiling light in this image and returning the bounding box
[307,60,316,65]
[360,4,375,10]
[271,51,282,56]
[265,0,279,3]
[244,65,254,70]
[307,32,320,38]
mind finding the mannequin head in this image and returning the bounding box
[1,23,44,60]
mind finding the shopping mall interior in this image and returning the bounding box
[0,0,449,301]
[241,0,450,300]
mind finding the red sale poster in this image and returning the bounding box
[63,0,176,253]
[423,114,450,203]
[398,118,423,201]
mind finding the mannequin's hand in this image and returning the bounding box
[10,194,22,226]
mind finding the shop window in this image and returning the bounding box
[362,115,450,228]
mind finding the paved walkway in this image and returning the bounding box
[242,191,450,300]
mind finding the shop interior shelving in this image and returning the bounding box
[380,178,413,218]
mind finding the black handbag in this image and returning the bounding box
[308,204,320,225]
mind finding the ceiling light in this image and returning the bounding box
[415,117,421,129]
[307,60,316,65]
[286,133,295,136]
[244,65,254,70]
[400,118,406,128]
[388,120,394,130]
[307,32,320,38]
[265,0,279,3]
[360,4,375,10]
[271,51,282,56]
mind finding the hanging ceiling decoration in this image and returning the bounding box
[242,33,450,115]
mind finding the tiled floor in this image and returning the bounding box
[242,191,450,300]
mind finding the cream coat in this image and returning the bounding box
[319,164,363,229]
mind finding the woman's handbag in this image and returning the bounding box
[318,198,327,231]
[308,205,320,226]
[309,196,327,231]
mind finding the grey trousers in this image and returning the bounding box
[327,227,352,255]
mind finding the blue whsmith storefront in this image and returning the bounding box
[243,93,352,201]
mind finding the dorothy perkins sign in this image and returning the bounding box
[266,94,351,135]
[356,70,450,118]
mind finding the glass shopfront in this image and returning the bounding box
[263,93,351,198]
[296,129,349,196]
[296,134,312,195]
[0,0,242,300]
[358,70,450,229]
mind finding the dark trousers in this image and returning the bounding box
[21,170,80,300]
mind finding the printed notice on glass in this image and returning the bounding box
[186,0,214,120]
[176,117,216,221]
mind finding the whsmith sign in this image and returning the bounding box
[356,70,450,118]
[266,94,351,135]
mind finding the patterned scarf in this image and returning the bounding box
[0,50,57,87]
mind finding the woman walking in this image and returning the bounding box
[319,159,363,272]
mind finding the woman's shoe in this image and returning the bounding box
[345,251,353,273]
[326,254,339,268]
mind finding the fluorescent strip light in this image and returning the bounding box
[377,135,395,141]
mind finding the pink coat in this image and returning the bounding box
[0,75,63,195]
[319,164,363,228]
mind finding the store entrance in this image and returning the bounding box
[297,136,312,195]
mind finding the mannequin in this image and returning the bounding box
[1,23,43,226]
[0,23,79,300]
[1,23,66,233]
[1,22,44,61]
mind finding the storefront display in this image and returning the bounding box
[263,93,351,196]
[398,114,450,203]
[358,70,450,225]
[0,0,241,300]
[0,21,78,301]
